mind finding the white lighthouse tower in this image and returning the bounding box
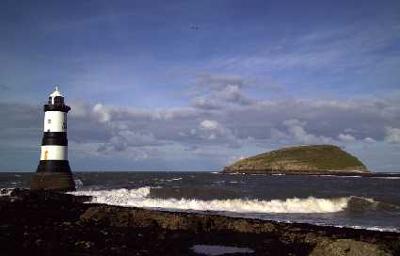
[31,87,75,191]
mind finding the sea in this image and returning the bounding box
[1,171,400,233]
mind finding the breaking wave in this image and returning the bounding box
[71,187,356,214]
[74,177,84,189]
[372,177,400,180]
[0,188,14,197]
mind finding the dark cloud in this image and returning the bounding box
[191,74,254,110]
[0,103,42,140]
[0,84,10,91]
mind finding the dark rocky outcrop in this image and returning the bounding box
[0,189,398,255]
[223,145,369,175]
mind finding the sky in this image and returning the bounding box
[0,0,399,172]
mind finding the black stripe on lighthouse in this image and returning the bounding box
[36,160,71,173]
[42,132,68,146]
[44,104,71,112]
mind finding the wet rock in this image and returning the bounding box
[0,189,398,256]
[310,239,390,256]
[75,240,95,249]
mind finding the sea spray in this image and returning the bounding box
[71,187,351,214]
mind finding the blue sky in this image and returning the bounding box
[0,0,400,171]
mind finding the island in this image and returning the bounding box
[223,145,369,176]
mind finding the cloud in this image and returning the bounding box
[364,137,376,143]
[0,102,42,142]
[93,103,111,123]
[338,133,356,142]
[298,24,395,71]
[191,74,254,109]
[217,84,252,105]
[385,127,400,144]
[196,119,240,146]
[0,84,10,91]
[205,21,400,97]
[282,119,332,144]
[1,84,400,171]
[200,120,219,130]
[195,74,246,90]
[192,97,220,110]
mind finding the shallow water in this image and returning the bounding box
[191,245,254,255]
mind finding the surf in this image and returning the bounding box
[71,187,354,214]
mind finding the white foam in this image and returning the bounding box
[372,177,400,180]
[0,188,14,197]
[341,225,399,233]
[71,187,350,214]
[318,175,362,178]
[74,178,84,189]
[156,177,183,183]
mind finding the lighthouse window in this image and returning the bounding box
[54,96,64,104]
[48,119,51,124]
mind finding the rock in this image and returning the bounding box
[310,239,391,256]
[74,240,94,249]
[223,145,369,175]
[35,239,43,246]
[1,189,398,255]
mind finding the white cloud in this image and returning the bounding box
[364,137,376,143]
[338,133,356,142]
[385,127,400,144]
[200,119,219,130]
[283,119,332,144]
[93,103,111,123]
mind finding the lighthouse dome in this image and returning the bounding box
[50,86,63,97]
[49,86,64,105]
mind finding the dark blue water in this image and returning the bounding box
[1,171,400,232]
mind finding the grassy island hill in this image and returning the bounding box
[223,145,369,175]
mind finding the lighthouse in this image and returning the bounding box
[31,87,75,191]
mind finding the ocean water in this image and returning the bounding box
[1,171,400,232]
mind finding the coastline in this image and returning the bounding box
[221,170,400,178]
[0,189,399,255]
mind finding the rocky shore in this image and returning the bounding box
[0,189,399,256]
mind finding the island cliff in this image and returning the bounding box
[223,145,369,175]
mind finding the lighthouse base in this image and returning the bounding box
[31,172,75,192]
[31,160,75,191]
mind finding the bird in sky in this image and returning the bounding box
[190,24,199,30]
